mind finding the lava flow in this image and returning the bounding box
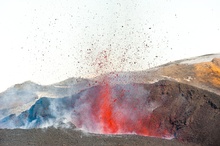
[75,76,172,138]
[72,48,172,137]
[98,79,118,133]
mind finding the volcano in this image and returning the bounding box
[0,54,220,146]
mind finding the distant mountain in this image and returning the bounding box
[0,78,95,119]
[93,54,220,94]
[0,81,40,119]
[52,77,90,86]
[0,96,78,129]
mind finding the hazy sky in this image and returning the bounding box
[0,0,220,91]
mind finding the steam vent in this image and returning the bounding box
[0,54,220,146]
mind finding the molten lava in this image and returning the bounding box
[79,77,172,138]
[98,80,118,133]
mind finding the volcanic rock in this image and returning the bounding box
[0,54,220,146]
[212,58,220,67]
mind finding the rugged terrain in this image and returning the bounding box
[0,54,220,146]
[0,128,199,146]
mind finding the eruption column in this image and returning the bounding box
[98,79,118,133]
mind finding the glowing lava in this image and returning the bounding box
[78,76,172,138]
[98,79,118,133]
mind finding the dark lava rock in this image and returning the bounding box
[0,128,198,146]
[145,80,220,146]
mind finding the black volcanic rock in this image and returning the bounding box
[144,80,220,146]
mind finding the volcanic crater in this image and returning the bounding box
[0,54,220,146]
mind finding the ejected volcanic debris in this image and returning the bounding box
[0,54,220,146]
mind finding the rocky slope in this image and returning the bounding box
[0,78,94,119]
[0,54,220,146]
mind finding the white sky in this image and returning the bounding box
[0,0,220,92]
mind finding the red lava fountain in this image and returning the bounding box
[98,79,118,133]
[85,77,172,138]
[74,49,173,138]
